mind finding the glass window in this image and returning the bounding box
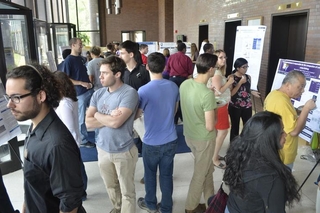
[37,0,46,21]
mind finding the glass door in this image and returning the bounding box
[0,1,37,174]
[34,19,51,67]
[50,23,76,66]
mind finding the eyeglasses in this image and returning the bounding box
[4,93,33,104]
[219,56,228,59]
[241,65,249,69]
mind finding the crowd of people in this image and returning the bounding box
[1,37,317,213]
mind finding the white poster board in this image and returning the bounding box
[138,41,158,56]
[233,26,267,91]
[0,80,21,145]
[271,59,320,142]
[159,42,177,55]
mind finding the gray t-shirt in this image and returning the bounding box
[90,84,138,153]
[87,57,104,90]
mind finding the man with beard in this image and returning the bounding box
[86,56,139,213]
[5,64,85,213]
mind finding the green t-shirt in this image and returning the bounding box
[180,79,217,140]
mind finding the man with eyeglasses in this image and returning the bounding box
[5,64,85,213]
[264,70,316,170]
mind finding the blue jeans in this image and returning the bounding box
[77,89,94,143]
[143,140,178,213]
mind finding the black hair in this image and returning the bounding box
[223,111,300,206]
[6,63,62,108]
[203,43,213,53]
[232,57,248,73]
[62,49,71,59]
[120,40,142,65]
[100,56,126,82]
[177,42,186,52]
[147,52,165,74]
[196,53,217,74]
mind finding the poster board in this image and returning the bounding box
[233,26,267,91]
[159,42,177,55]
[0,80,21,146]
[271,59,320,142]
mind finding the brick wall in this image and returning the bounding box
[174,0,320,111]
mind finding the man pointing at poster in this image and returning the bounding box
[264,70,316,170]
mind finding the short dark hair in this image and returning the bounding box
[203,43,213,53]
[100,56,126,82]
[139,44,148,50]
[53,71,77,102]
[62,49,71,59]
[90,46,101,56]
[196,53,218,74]
[147,52,165,74]
[6,64,62,108]
[106,43,114,51]
[177,42,186,52]
[120,40,142,64]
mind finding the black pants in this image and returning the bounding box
[0,168,18,213]
[228,106,252,142]
[169,76,187,124]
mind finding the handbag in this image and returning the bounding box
[205,182,229,213]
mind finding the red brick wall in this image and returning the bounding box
[174,0,320,110]
[100,0,159,44]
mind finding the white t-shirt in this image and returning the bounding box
[55,97,81,147]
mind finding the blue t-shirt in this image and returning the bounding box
[138,79,179,145]
[90,84,139,153]
[62,55,91,96]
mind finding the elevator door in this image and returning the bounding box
[267,11,308,94]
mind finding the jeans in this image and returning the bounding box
[143,140,178,213]
[77,89,94,143]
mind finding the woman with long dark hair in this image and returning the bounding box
[223,111,300,212]
[228,58,260,141]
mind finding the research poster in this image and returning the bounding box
[271,58,320,142]
[159,42,176,55]
[0,80,21,146]
[233,26,267,91]
[138,41,158,56]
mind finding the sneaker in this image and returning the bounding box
[109,208,121,213]
[137,197,159,213]
[80,142,96,148]
[185,203,206,213]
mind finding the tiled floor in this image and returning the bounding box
[3,138,320,213]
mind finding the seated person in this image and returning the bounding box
[223,111,301,213]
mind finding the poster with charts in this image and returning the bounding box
[0,80,21,145]
[271,59,320,142]
[158,42,191,58]
[233,25,267,91]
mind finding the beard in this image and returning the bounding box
[11,100,41,121]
